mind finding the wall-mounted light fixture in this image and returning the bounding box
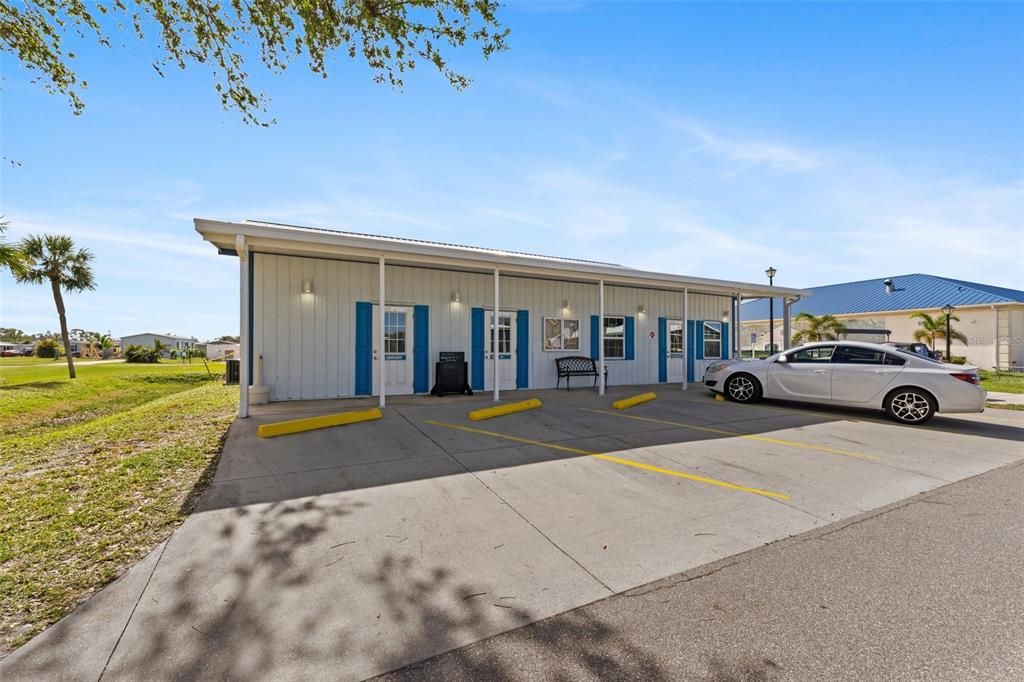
[722,310,730,322]
[451,291,461,303]
[302,280,313,294]
[637,304,647,314]
[562,299,571,310]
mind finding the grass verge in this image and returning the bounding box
[979,370,1024,394]
[0,363,237,656]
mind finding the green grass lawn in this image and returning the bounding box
[979,370,1024,394]
[0,360,237,655]
[0,356,111,367]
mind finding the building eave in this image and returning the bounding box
[194,218,808,299]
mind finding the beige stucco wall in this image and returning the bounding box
[741,304,1024,369]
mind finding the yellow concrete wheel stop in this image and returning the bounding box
[468,398,542,421]
[612,392,657,410]
[257,408,383,438]
[714,393,726,401]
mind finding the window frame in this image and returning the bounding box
[603,315,626,360]
[668,321,684,355]
[543,317,580,352]
[784,344,836,363]
[702,321,722,360]
[831,345,887,366]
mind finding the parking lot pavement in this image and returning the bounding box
[380,456,1024,682]
[3,386,1022,681]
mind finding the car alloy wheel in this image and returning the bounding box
[889,391,932,423]
[727,375,756,403]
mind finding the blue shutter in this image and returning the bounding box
[686,320,696,383]
[354,302,373,395]
[625,316,635,361]
[413,305,429,393]
[590,315,599,360]
[471,307,485,391]
[695,320,705,360]
[657,317,667,382]
[516,310,529,388]
[721,321,730,360]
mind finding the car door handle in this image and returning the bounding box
[874,370,894,374]
[813,369,828,374]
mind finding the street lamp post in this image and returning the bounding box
[942,304,954,361]
[765,267,777,353]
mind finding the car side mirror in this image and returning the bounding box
[775,354,788,363]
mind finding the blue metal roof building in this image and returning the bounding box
[742,274,1024,321]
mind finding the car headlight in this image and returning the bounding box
[707,362,730,374]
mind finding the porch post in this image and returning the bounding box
[682,287,688,390]
[734,292,741,359]
[378,255,386,408]
[237,234,250,418]
[598,279,605,396]
[493,267,500,402]
[782,298,793,351]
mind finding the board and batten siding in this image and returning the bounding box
[253,253,732,401]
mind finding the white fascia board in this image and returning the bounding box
[194,218,808,299]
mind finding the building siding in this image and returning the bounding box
[253,253,732,401]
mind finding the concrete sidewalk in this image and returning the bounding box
[3,387,1022,681]
[986,390,1024,406]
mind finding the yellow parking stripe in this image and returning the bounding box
[424,419,789,500]
[581,408,880,462]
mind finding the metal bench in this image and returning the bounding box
[555,356,607,391]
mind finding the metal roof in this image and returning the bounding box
[741,273,1024,320]
[194,218,808,299]
[245,220,627,268]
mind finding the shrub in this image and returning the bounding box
[124,344,161,363]
[950,355,967,365]
[34,338,60,358]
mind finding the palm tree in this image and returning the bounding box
[152,338,169,358]
[0,219,25,276]
[790,312,847,345]
[97,333,117,359]
[15,234,96,379]
[910,311,968,351]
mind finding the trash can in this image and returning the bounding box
[225,358,240,385]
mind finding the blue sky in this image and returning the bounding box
[2,1,1022,341]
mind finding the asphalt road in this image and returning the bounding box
[380,457,1024,681]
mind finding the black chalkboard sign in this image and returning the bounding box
[431,351,472,396]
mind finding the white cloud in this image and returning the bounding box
[659,114,822,173]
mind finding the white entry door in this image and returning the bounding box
[373,305,414,395]
[485,311,517,391]
[667,319,686,383]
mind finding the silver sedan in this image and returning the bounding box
[702,341,986,425]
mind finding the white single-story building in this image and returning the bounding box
[741,274,1024,369]
[198,341,241,360]
[195,219,807,417]
[120,332,198,356]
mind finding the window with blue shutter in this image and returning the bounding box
[355,302,373,395]
[413,305,429,393]
[516,310,529,388]
[471,307,484,390]
[658,317,667,382]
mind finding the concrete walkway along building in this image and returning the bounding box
[194,219,807,415]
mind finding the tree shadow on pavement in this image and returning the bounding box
[367,552,670,681]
